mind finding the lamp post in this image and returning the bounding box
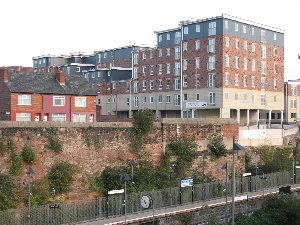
[202,155,208,177]
[169,163,176,207]
[120,173,131,225]
[290,156,295,184]
[130,160,136,213]
[49,187,59,225]
[221,162,228,223]
[260,173,267,197]
[232,137,245,225]
[27,167,34,225]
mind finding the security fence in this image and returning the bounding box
[0,170,299,225]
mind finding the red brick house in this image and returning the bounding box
[0,68,97,122]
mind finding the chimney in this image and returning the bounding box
[56,71,65,85]
[0,67,8,82]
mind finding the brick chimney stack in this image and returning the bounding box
[0,67,8,82]
[56,71,65,85]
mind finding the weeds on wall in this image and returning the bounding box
[207,134,227,158]
[21,146,35,164]
[0,173,21,210]
[45,128,63,153]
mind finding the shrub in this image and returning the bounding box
[0,173,21,210]
[207,135,227,158]
[48,136,63,153]
[48,161,74,194]
[9,151,23,176]
[28,180,50,206]
[22,146,35,164]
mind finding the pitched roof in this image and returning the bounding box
[5,72,97,96]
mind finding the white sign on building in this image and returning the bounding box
[186,102,207,109]
[242,130,266,139]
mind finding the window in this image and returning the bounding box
[150,65,154,75]
[142,52,146,60]
[252,94,255,102]
[143,97,147,104]
[225,92,229,100]
[196,58,200,69]
[225,37,229,47]
[274,63,278,74]
[150,81,154,90]
[52,113,66,122]
[126,98,129,105]
[175,47,180,60]
[274,48,277,56]
[196,93,200,101]
[183,59,188,70]
[133,53,138,65]
[164,79,170,89]
[196,24,200,32]
[73,114,86,122]
[195,40,200,50]
[174,62,180,75]
[208,38,215,53]
[183,42,188,51]
[175,31,181,44]
[235,93,239,101]
[158,35,162,42]
[158,95,162,103]
[158,80,163,89]
[133,96,138,107]
[244,58,247,70]
[196,74,200,87]
[16,113,31,121]
[207,56,215,70]
[150,50,154,59]
[251,43,255,52]
[243,25,246,33]
[166,48,170,56]
[183,76,188,87]
[261,62,267,75]
[274,79,277,89]
[43,59,46,63]
[18,95,31,105]
[235,40,239,49]
[252,59,255,71]
[76,67,80,72]
[75,97,86,107]
[291,113,297,119]
[274,33,277,40]
[225,21,228,29]
[243,75,247,87]
[235,23,239,31]
[158,64,162,74]
[166,63,170,73]
[225,73,229,85]
[97,98,101,105]
[291,86,297,96]
[261,78,266,90]
[252,76,255,87]
[261,94,266,106]
[53,96,65,106]
[274,95,277,103]
[175,79,181,90]
[142,81,146,90]
[262,46,266,59]
[166,95,171,103]
[142,66,146,75]
[244,41,247,50]
[167,33,170,40]
[235,74,239,86]
[175,94,181,106]
[208,21,216,35]
[235,57,239,69]
[208,73,215,87]
[225,55,230,67]
[252,27,255,35]
[209,92,215,104]
[243,93,247,101]
[261,30,266,43]
[150,96,154,103]
[134,82,138,93]
[133,67,138,79]
[184,26,188,34]
[158,49,162,57]
[291,99,297,109]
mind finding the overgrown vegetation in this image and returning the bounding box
[48,161,75,194]
[0,173,21,210]
[9,151,23,176]
[46,128,63,153]
[21,146,35,164]
[28,180,51,206]
[130,108,154,154]
[207,134,227,158]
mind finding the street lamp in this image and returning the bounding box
[27,167,34,225]
[221,162,228,223]
[120,173,131,225]
[290,156,295,185]
[50,188,59,225]
[130,160,136,213]
[169,163,176,207]
[260,173,267,197]
[202,155,208,176]
[231,137,245,225]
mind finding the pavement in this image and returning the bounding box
[66,184,300,225]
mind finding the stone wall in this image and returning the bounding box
[0,118,242,200]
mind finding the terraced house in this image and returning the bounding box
[0,68,97,122]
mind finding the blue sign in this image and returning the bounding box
[181,178,193,187]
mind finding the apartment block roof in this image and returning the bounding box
[5,72,97,96]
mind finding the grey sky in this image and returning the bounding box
[1,0,299,80]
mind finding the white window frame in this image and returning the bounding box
[75,97,86,107]
[243,93,247,101]
[76,67,80,72]
[291,99,297,109]
[183,59,188,70]
[235,40,239,49]
[243,76,247,87]
[235,57,239,69]
[235,74,239,86]
[53,96,65,106]
[261,94,266,106]
[158,80,163,89]
[175,79,181,90]
[175,94,181,106]
[274,63,278,74]
[166,48,171,56]
[225,92,229,100]
[208,21,216,36]
[158,64,162,74]
[167,33,170,40]
[183,42,188,51]
[166,95,171,103]
[150,81,154,90]
[18,95,31,105]
[183,76,188,87]
[225,37,229,47]
[208,38,215,53]
[244,41,247,50]
[235,93,238,101]
[150,96,154,103]
[208,73,215,87]
[235,23,238,31]
[158,95,163,103]
[184,27,188,34]
[166,79,171,89]
[166,63,170,74]
[243,25,246,33]
[225,21,228,29]
[209,92,215,105]
[252,59,256,71]
[251,43,255,52]
[225,73,229,85]
[195,57,200,69]
[195,40,200,50]
[158,35,162,42]
[158,49,162,57]
[261,62,267,75]
[252,76,255,88]
[244,58,247,70]
[252,94,255,102]
[207,56,215,70]
[142,81,146,90]
[52,113,66,122]
[16,113,31,121]
[73,114,86,122]
[133,96,138,107]
[262,46,267,59]
[291,86,297,96]
[196,24,200,32]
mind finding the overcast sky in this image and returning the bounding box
[1,0,300,80]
